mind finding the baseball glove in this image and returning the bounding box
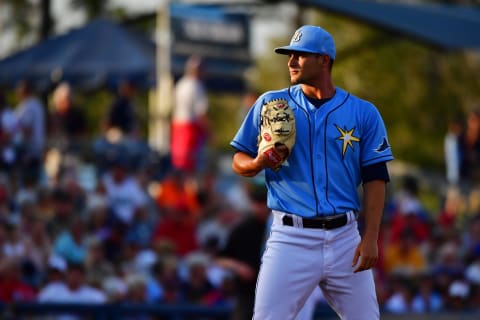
[257,98,296,169]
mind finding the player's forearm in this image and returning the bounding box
[215,257,237,270]
[232,151,264,177]
[361,180,386,241]
[216,257,255,280]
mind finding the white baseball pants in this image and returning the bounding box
[253,211,379,320]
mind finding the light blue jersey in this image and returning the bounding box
[231,85,394,217]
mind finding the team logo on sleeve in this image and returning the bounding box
[374,137,391,153]
[335,125,360,157]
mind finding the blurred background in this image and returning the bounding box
[0,0,479,319]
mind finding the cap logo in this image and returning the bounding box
[291,30,302,43]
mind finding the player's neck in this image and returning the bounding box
[301,81,335,100]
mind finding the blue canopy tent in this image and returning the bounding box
[0,9,252,93]
[0,18,156,91]
[298,0,480,51]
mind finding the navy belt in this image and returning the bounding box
[282,213,349,230]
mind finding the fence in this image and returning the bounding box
[0,303,478,320]
[0,302,338,320]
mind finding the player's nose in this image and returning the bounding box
[287,53,299,66]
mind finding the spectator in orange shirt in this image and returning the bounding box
[155,169,200,221]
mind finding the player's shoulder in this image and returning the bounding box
[341,88,380,113]
[258,87,291,103]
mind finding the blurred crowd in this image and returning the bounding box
[0,76,479,319]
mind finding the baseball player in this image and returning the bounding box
[230,25,394,319]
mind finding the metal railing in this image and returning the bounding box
[0,302,338,320]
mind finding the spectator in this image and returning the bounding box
[0,257,36,303]
[196,204,238,255]
[465,244,480,285]
[151,200,198,257]
[21,218,52,287]
[431,241,466,298]
[84,189,111,241]
[47,187,76,239]
[460,216,480,263]
[387,175,431,247]
[387,175,429,223]
[459,109,480,187]
[105,80,138,137]
[37,254,67,300]
[53,216,88,264]
[125,205,155,250]
[215,183,270,320]
[410,273,444,313]
[118,238,153,279]
[123,273,148,304]
[171,55,210,174]
[14,79,46,185]
[146,255,182,304]
[154,169,200,220]
[180,251,219,305]
[100,156,148,226]
[0,90,18,172]
[437,187,466,233]
[383,275,414,314]
[445,278,471,311]
[41,254,67,285]
[444,114,464,186]
[0,176,12,223]
[101,273,128,303]
[383,228,428,277]
[49,82,87,158]
[37,261,107,319]
[36,186,55,222]
[84,236,115,290]
[389,208,431,246]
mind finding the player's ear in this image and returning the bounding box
[320,54,330,67]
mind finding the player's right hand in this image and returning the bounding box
[259,143,289,170]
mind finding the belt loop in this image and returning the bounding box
[273,211,284,226]
[347,210,357,223]
[293,215,303,228]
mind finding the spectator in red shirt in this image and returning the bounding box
[151,200,198,257]
[0,257,36,303]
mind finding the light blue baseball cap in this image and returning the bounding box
[275,25,336,60]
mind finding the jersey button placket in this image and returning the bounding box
[313,112,327,216]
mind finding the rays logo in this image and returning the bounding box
[375,137,391,153]
[291,30,302,43]
[335,125,360,158]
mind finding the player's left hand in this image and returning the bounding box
[352,238,378,273]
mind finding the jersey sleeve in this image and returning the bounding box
[230,98,264,157]
[360,104,394,166]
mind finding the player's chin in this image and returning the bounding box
[290,75,300,85]
[290,72,303,84]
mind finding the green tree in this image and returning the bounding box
[69,0,110,20]
[0,0,40,43]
